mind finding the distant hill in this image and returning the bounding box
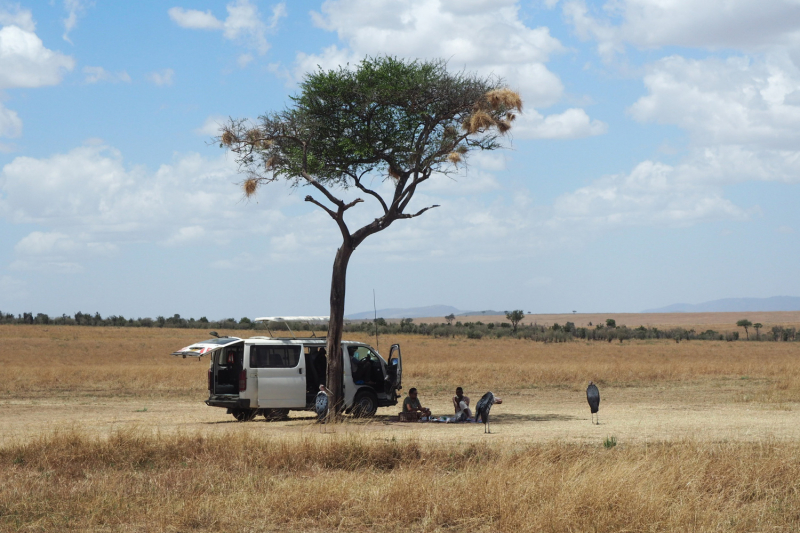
[643,296,800,313]
[346,305,464,320]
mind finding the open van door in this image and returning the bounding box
[171,336,241,358]
[388,344,402,391]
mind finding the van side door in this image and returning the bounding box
[249,344,306,408]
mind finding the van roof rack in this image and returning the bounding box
[253,316,330,339]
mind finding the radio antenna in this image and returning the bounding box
[373,288,379,352]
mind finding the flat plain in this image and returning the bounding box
[1,322,799,532]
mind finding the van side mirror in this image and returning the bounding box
[210,331,219,338]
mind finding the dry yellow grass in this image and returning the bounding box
[2,325,800,531]
[2,325,799,400]
[1,430,799,532]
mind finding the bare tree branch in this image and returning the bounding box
[343,198,364,210]
[397,204,440,219]
[300,171,346,209]
[304,195,337,219]
[352,174,388,214]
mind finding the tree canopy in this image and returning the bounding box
[505,310,525,333]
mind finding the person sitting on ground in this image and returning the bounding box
[452,387,472,421]
[402,387,431,419]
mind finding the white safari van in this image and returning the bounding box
[172,319,402,421]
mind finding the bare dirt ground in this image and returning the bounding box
[2,382,797,447]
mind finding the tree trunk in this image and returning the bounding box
[325,242,353,420]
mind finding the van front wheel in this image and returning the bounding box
[352,391,378,418]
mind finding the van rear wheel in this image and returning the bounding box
[231,409,256,422]
[352,391,378,418]
[263,408,290,421]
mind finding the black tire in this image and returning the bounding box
[352,390,378,418]
[231,409,257,422]
[263,408,290,421]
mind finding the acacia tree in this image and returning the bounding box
[737,319,752,340]
[505,309,525,333]
[220,57,521,415]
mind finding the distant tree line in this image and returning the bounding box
[0,311,269,330]
[343,317,799,342]
[1,310,797,343]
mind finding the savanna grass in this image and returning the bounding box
[1,430,799,532]
[2,326,800,402]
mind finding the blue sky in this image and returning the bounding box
[1,0,798,319]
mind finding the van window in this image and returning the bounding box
[250,345,301,368]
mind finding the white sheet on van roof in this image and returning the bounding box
[254,316,330,322]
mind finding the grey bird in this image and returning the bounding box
[315,384,330,422]
[586,381,600,424]
[475,391,503,433]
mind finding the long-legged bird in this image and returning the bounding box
[586,381,600,424]
[315,384,330,422]
[475,391,503,433]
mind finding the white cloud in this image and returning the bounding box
[168,7,223,30]
[0,142,304,270]
[622,54,800,186]
[630,55,800,150]
[63,0,90,43]
[15,231,79,255]
[0,139,547,270]
[0,23,75,89]
[0,5,35,32]
[304,0,566,108]
[0,103,22,137]
[514,107,607,139]
[146,68,174,86]
[289,0,604,140]
[83,66,131,84]
[550,158,750,230]
[9,230,113,273]
[564,0,800,59]
[169,0,285,55]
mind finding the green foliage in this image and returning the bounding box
[737,319,753,339]
[505,309,525,333]
[444,313,455,325]
[606,318,616,328]
[603,436,617,449]
[224,56,520,198]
